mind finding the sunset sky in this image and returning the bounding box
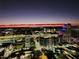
[0,0,79,24]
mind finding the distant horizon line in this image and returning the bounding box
[0,23,79,28]
[0,23,79,25]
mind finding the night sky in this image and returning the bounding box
[0,0,79,24]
